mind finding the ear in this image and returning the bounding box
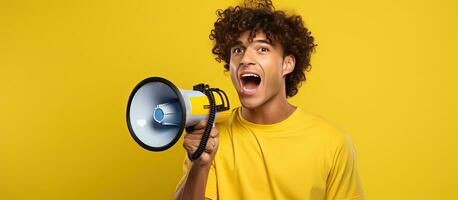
[281,55,296,77]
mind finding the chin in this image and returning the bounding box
[238,95,264,110]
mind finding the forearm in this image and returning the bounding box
[174,162,211,200]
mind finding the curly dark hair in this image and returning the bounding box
[209,0,317,97]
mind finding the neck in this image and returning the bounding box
[241,93,296,125]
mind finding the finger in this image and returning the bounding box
[184,132,201,140]
[184,135,204,147]
[205,137,218,153]
[188,128,205,135]
[183,142,197,154]
[189,126,218,136]
[210,128,219,138]
[193,120,208,129]
[204,139,214,153]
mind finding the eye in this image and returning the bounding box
[258,47,269,53]
[232,47,244,55]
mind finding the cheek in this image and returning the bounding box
[229,63,238,85]
[230,71,237,85]
[229,57,238,72]
[261,58,283,85]
[265,72,282,90]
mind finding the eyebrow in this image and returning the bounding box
[233,39,274,47]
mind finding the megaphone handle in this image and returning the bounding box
[188,88,217,161]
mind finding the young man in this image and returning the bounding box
[174,1,364,199]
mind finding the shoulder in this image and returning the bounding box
[296,110,355,152]
[305,113,359,162]
[301,111,347,137]
[300,112,360,173]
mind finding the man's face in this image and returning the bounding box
[229,31,293,109]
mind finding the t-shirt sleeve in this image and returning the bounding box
[205,159,217,199]
[175,155,191,192]
[325,133,365,200]
[175,155,218,200]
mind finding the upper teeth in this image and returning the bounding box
[241,73,259,78]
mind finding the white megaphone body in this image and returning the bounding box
[126,77,231,160]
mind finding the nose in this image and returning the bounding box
[240,49,256,68]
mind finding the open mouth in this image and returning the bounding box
[240,73,261,93]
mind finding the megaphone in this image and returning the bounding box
[126,77,230,160]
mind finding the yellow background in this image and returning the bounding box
[1,0,457,199]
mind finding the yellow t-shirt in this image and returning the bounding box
[178,107,364,200]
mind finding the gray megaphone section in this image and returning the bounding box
[153,102,182,126]
[152,89,210,128]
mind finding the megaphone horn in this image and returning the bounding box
[126,77,230,161]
